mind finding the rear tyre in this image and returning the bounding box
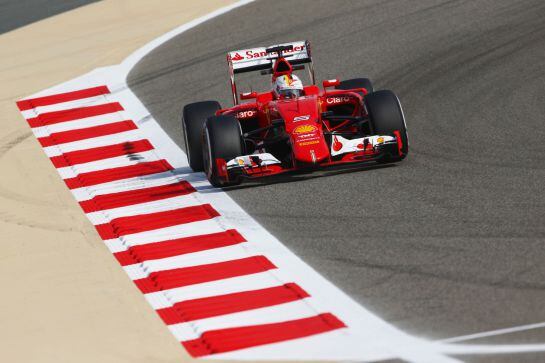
[182,101,221,171]
[203,115,244,187]
[336,78,374,94]
[364,90,408,163]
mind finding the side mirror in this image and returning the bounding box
[240,91,258,100]
[322,79,340,88]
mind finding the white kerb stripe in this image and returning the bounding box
[86,193,201,225]
[31,112,128,138]
[145,270,297,310]
[123,244,254,280]
[71,171,182,202]
[19,94,112,119]
[168,298,324,342]
[56,149,160,179]
[43,129,143,157]
[103,218,225,253]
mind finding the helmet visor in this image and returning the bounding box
[279,89,302,98]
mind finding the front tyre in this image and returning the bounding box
[182,101,221,171]
[203,115,244,187]
[364,90,408,162]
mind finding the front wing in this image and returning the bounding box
[218,134,403,183]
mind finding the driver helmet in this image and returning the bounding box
[273,74,303,99]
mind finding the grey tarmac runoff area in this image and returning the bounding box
[129,0,545,361]
[0,0,98,34]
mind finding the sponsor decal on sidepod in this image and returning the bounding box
[236,110,257,119]
[326,96,351,104]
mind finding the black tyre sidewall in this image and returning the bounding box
[336,78,374,94]
[203,115,244,187]
[365,90,409,160]
[182,101,220,171]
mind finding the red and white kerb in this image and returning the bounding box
[17,85,346,358]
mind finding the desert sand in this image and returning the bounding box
[0,2,236,362]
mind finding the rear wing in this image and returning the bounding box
[226,40,315,105]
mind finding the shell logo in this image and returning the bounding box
[293,124,317,134]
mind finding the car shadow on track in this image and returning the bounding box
[196,162,397,193]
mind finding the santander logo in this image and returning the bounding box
[231,45,306,62]
[231,52,244,61]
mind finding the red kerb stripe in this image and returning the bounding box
[157,283,309,325]
[182,313,346,357]
[114,229,244,266]
[50,140,154,168]
[38,120,137,147]
[16,86,110,111]
[133,256,276,293]
[27,102,123,127]
[64,159,172,189]
[94,204,219,240]
[80,179,194,213]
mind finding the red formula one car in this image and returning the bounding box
[182,40,408,187]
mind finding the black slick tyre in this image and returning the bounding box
[203,115,244,187]
[182,101,221,171]
[336,78,374,94]
[364,90,408,162]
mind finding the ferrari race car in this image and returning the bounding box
[182,40,408,187]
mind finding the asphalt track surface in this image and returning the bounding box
[0,0,98,34]
[129,1,545,361]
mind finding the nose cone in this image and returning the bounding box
[290,123,329,164]
[274,96,330,164]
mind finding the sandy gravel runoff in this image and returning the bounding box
[0,1,235,362]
